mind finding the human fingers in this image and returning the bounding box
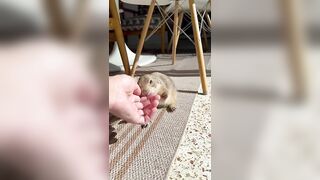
[151,100,159,108]
[140,96,148,102]
[129,95,140,103]
[132,83,141,96]
[143,108,152,117]
[147,94,161,101]
[145,95,160,109]
[150,107,157,115]
[127,112,144,125]
[144,107,157,124]
[141,97,151,107]
[125,103,145,124]
[135,102,143,110]
[144,115,151,123]
[138,109,144,116]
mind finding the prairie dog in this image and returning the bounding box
[138,72,177,112]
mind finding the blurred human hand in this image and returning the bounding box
[0,39,107,180]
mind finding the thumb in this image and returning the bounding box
[132,84,141,96]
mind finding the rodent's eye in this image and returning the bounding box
[149,80,153,84]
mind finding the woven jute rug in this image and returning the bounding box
[109,54,211,180]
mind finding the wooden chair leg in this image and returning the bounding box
[169,11,184,57]
[205,12,211,28]
[44,0,70,38]
[175,12,184,49]
[168,32,173,52]
[206,0,212,27]
[203,2,211,52]
[202,27,209,52]
[110,0,130,75]
[160,6,166,54]
[168,35,173,52]
[160,20,166,54]
[189,0,208,95]
[130,0,157,76]
[172,0,179,64]
[280,0,308,100]
[70,0,88,41]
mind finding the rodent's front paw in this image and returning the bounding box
[141,124,148,128]
[110,137,118,144]
[109,131,118,144]
[166,106,176,112]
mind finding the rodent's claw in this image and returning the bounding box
[166,106,176,112]
[141,124,148,128]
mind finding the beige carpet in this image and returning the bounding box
[109,54,210,179]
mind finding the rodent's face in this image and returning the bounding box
[138,75,161,96]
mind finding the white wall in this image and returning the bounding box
[214,0,320,29]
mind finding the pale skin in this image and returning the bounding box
[0,40,108,180]
[109,75,160,125]
[0,39,159,179]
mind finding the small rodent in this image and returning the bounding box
[138,72,177,113]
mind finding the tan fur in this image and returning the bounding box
[138,72,177,112]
